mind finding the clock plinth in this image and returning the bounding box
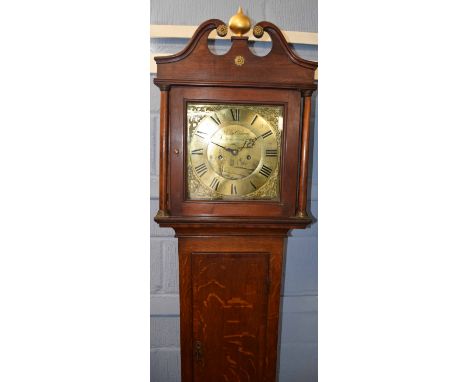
[154,13,317,382]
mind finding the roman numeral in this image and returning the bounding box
[209,177,220,191]
[259,165,272,178]
[191,148,204,155]
[231,183,237,195]
[210,113,221,125]
[261,130,273,139]
[195,131,208,139]
[251,115,258,125]
[231,109,240,121]
[250,181,257,190]
[265,149,278,157]
[194,163,208,177]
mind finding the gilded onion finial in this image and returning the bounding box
[228,7,251,37]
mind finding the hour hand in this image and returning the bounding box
[211,141,236,154]
[211,141,230,151]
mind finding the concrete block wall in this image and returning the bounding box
[151,2,317,381]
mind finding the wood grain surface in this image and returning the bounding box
[178,235,285,382]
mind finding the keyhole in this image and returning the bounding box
[194,341,204,364]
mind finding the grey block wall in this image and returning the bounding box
[151,2,317,381]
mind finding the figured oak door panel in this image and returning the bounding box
[178,236,285,382]
[192,252,269,382]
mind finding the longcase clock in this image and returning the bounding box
[154,8,317,382]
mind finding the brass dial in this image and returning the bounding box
[187,104,283,200]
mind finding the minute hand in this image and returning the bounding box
[239,137,259,151]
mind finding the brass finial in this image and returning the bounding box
[228,7,251,37]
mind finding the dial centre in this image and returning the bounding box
[208,124,260,180]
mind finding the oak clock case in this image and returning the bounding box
[154,10,317,382]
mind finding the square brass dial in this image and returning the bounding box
[186,103,284,201]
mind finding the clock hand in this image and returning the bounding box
[211,141,244,156]
[211,141,234,153]
[238,137,258,151]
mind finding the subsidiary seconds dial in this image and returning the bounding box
[187,105,282,199]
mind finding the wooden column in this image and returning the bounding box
[157,85,170,217]
[296,90,313,218]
